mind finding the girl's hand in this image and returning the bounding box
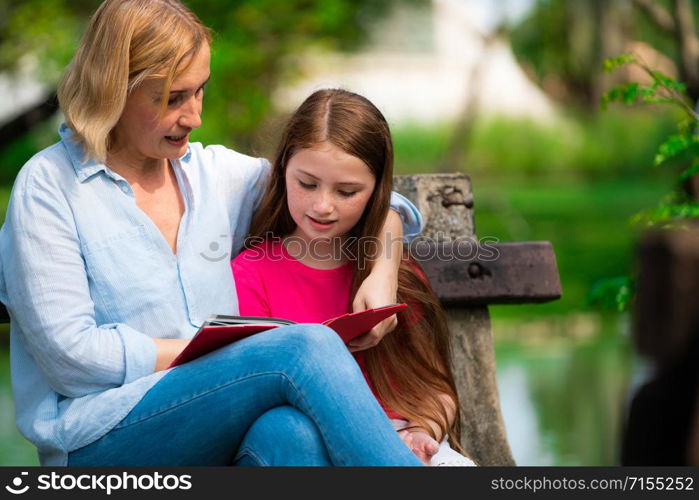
[349,269,398,352]
[398,428,440,465]
[348,210,403,353]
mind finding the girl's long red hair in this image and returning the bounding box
[248,89,464,450]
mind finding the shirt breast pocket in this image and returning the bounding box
[81,224,174,322]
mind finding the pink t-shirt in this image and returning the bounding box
[231,238,402,419]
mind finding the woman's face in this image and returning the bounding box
[285,142,376,245]
[110,43,211,163]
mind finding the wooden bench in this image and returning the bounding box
[0,172,562,465]
[394,173,561,465]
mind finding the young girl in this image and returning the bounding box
[232,89,475,466]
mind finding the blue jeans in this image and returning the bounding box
[67,324,422,466]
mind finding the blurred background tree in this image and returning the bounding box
[0,0,425,178]
[510,0,699,109]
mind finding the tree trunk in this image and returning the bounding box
[632,0,699,104]
[673,0,699,103]
[595,0,633,105]
[438,33,497,173]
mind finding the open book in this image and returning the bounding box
[169,303,408,368]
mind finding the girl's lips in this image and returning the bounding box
[307,215,337,230]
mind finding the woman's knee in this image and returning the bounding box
[203,324,361,383]
[280,323,344,352]
[198,324,342,364]
[250,406,322,442]
[281,324,361,377]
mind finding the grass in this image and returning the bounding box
[474,175,672,320]
[0,116,61,185]
[392,107,678,178]
[0,187,10,222]
[0,347,38,465]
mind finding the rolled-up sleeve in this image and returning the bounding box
[1,170,156,398]
[389,191,424,242]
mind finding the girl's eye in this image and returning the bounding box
[299,181,316,190]
[338,190,357,198]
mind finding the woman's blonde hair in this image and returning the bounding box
[58,0,211,163]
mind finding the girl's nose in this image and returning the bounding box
[312,192,333,215]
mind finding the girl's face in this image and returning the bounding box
[110,43,210,163]
[285,141,376,245]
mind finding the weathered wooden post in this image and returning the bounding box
[633,224,699,368]
[623,222,699,465]
[395,173,562,466]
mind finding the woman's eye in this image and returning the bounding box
[299,181,316,190]
[168,94,184,106]
[338,190,357,198]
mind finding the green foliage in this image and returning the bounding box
[601,54,692,113]
[0,0,424,164]
[394,108,675,179]
[510,0,695,107]
[654,132,699,168]
[601,52,699,227]
[601,53,637,73]
[589,53,699,312]
[0,117,61,183]
[630,191,699,229]
[509,0,590,101]
[0,0,94,79]
[586,276,634,313]
[185,0,411,149]
[475,176,665,319]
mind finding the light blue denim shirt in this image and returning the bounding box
[0,124,423,466]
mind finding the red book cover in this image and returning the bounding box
[168,303,407,368]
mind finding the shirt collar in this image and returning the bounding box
[59,123,107,182]
[59,123,193,182]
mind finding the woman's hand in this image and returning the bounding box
[398,427,440,465]
[152,338,191,372]
[348,210,403,353]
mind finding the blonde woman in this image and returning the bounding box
[0,0,423,466]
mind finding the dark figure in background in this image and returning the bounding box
[622,329,699,465]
